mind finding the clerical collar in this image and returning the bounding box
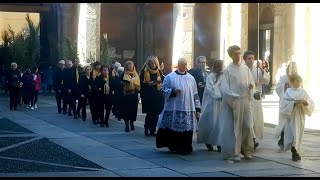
[175,70,187,75]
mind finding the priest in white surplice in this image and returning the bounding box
[276,74,314,161]
[243,50,270,150]
[156,58,201,155]
[219,45,255,162]
[197,60,224,152]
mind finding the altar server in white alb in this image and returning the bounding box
[275,62,299,149]
[156,58,201,155]
[219,45,255,162]
[197,59,224,152]
[276,74,314,161]
[243,50,270,150]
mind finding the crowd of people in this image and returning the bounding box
[3,45,315,162]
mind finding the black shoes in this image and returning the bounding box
[125,125,130,132]
[130,121,135,130]
[205,144,214,151]
[254,142,259,150]
[291,146,301,161]
[217,146,221,152]
[144,128,150,137]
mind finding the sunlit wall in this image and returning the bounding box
[219,3,242,64]
[172,3,184,71]
[293,3,320,110]
[77,3,87,66]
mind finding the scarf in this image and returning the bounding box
[92,69,101,80]
[123,70,140,92]
[103,76,110,95]
[143,68,162,91]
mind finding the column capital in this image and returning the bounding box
[182,3,196,7]
[271,3,286,16]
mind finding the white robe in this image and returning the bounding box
[274,75,303,139]
[276,88,315,152]
[250,68,270,140]
[219,62,255,159]
[197,73,222,146]
[157,71,201,132]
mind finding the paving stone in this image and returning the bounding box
[0,138,104,169]
[186,171,239,177]
[0,118,33,133]
[110,142,155,151]
[227,167,315,177]
[0,136,35,149]
[114,167,187,177]
[0,170,120,177]
[0,157,96,173]
[124,149,178,159]
[90,156,160,170]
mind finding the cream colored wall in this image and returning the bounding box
[0,12,39,41]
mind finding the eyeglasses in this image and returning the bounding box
[147,56,158,60]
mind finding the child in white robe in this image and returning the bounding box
[277,74,315,161]
[197,60,223,152]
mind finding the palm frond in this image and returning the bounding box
[1,30,11,47]
[63,36,78,60]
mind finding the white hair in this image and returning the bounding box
[178,58,187,65]
[114,62,121,70]
[11,62,17,66]
[66,60,73,65]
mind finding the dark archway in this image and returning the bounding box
[193,3,221,69]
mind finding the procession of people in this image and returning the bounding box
[3,45,315,162]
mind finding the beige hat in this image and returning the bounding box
[58,60,65,64]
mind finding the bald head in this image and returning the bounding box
[177,58,187,73]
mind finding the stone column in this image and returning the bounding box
[143,3,154,58]
[241,3,249,51]
[219,3,244,64]
[77,3,101,65]
[172,3,195,70]
[271,3,285,85]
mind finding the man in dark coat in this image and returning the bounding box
[53,60,66,113]
[188,56,208,104]
[7,62,22,110]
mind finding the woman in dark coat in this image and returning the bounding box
[120,61,140,132]
[78,65,92,121]
[140,56,164,136]
[89,61,101,125]
[21,66,34,108]
[94,65,113,127]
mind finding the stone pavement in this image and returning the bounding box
[0,94,320,177]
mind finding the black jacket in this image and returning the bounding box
[139,69,164,114]
[188,67,206,102]
[6,69,21,89]
[53,68,65,91]
[94,75,113,97]
[79,74,92,97]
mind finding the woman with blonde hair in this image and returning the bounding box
[140,56,164,136]
[121,61,140,132]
